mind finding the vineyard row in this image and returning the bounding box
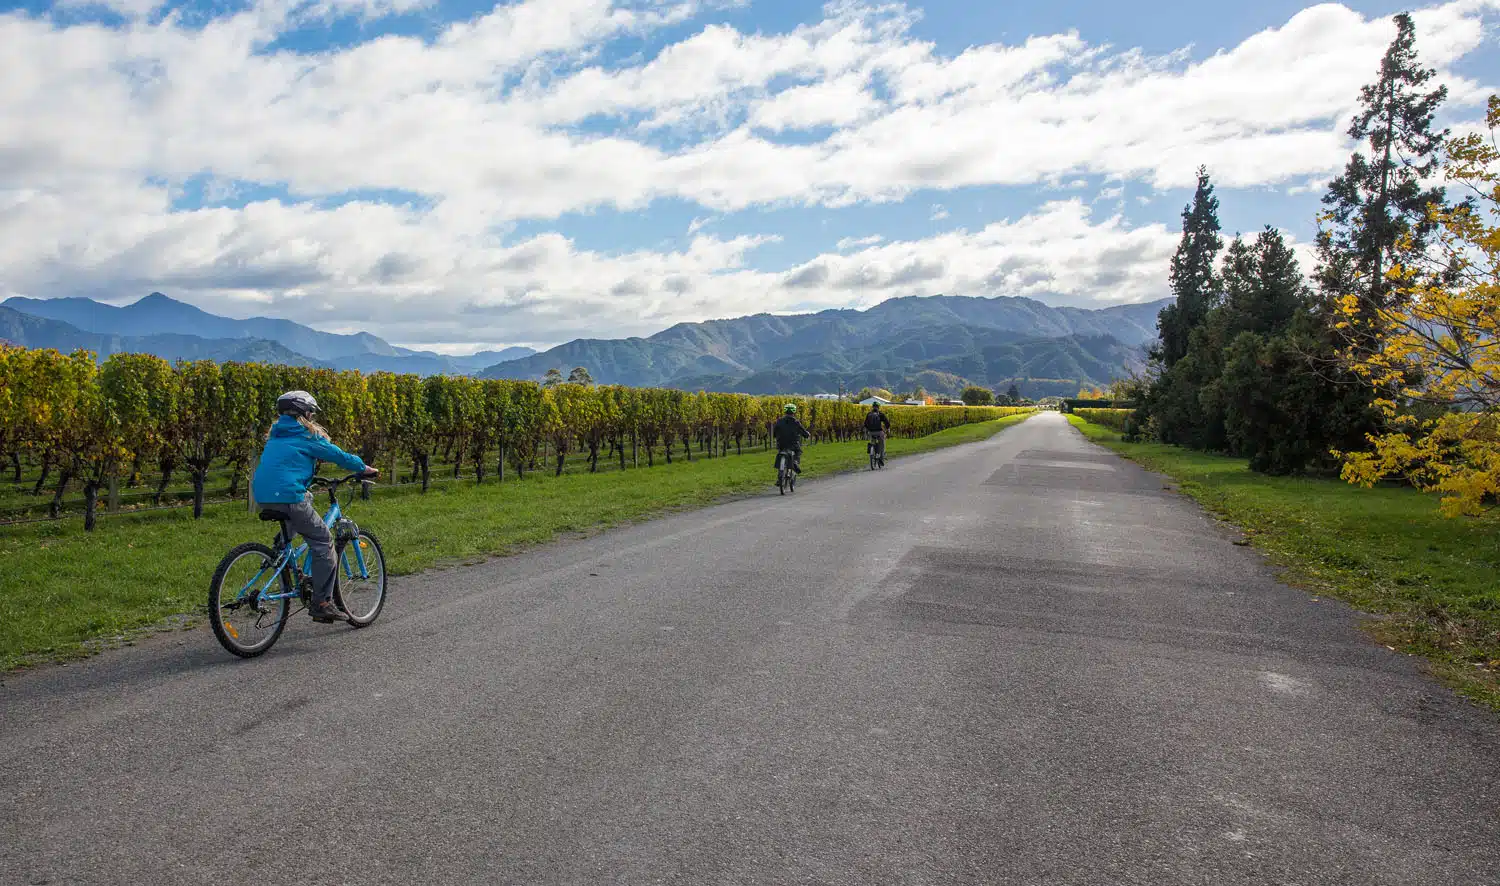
[0,346,1031,529]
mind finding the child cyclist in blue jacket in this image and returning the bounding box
[252,391,379,623]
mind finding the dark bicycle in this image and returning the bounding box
[867,430,886,470]
[776,449,798,495]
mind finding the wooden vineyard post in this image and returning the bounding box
[247,446,259,515]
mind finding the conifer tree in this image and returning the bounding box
[1316,12,1448,351]
[1155,167,1224,368]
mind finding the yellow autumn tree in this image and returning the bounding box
[1336,95,1500,516]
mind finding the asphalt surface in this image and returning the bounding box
[3,412,1498,886]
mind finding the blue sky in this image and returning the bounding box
[1,0,1496,349]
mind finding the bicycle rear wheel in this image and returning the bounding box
[209,542,291,658]
[334,529,387,627]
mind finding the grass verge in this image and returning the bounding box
[1066,414,1500,710]
[0,413,1033,669]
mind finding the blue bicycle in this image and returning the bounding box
[208,473,387,658]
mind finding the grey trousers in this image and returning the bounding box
[261,493,337,607]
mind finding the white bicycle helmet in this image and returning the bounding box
[275,390,319,416]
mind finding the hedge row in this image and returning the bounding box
[1072,408,1134,433]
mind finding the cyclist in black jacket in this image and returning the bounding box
[772,404,810,473]
[863,403,891,464]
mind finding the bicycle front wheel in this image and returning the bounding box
[334,529,387,627]
[209,542,291,658]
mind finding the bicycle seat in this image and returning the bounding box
[258,509,287,522]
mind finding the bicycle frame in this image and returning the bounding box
[234,487,372,607]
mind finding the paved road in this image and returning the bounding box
[3,412,1498,885]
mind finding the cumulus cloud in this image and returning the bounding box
[749,73,878,131]
[0,0,1494,348]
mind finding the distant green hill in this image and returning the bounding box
[483,294,1166,396]
[1,290,1167,395]
[0,306,324,365]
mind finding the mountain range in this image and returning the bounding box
[1,294,535,374]
[0,291,1170,398]
[481,295,1167,397]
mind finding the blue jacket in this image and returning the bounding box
[251,416,367,504]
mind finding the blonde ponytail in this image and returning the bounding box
[297,415,330,441]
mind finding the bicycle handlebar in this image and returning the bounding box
[308,472,378,502]
[309,472,370,486]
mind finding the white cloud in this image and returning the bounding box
[0,0,1495,347]
[13,0,1488,213]
[929,204,949,221]
[749,73,877,130]
[0,184,1173,346]
[777,200,1177,308]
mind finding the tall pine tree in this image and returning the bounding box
[1144,167,1225,447]
[1316,12,1448,349]
[1155,167,1224,368]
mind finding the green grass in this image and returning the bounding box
[0,441,701,519]
[1066,414,1500,710]
[0,413,1033,669]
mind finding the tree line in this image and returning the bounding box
[851,383,1025,406]
[1126,13,1497,516]
[0,348,1027,530]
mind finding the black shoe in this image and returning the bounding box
[309,601,349,623]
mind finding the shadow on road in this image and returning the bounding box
[0,626,327,702]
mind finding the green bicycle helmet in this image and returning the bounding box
[784,403,797,413]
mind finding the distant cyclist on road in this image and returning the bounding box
[772,403,811,474]
[864,402,891,465]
